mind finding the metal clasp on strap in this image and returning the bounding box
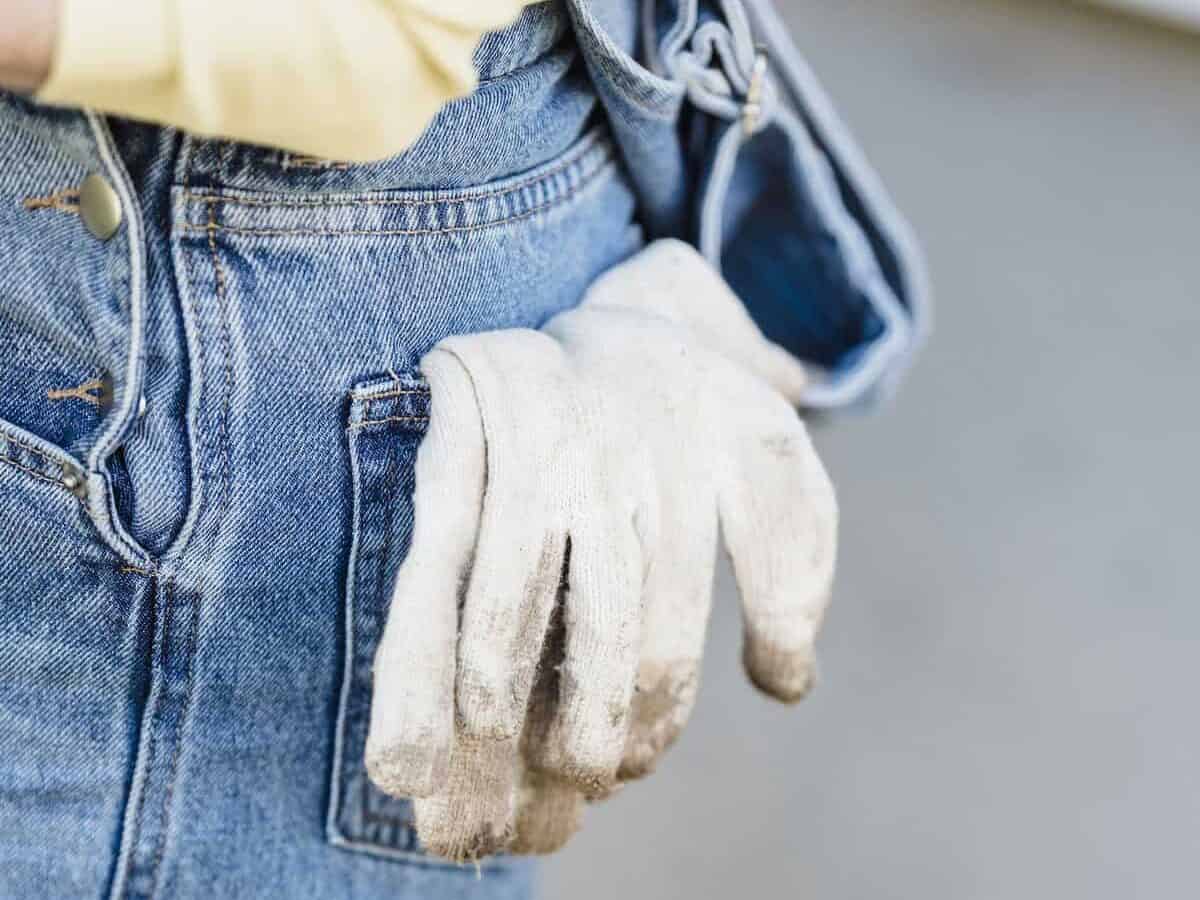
[741,45,769,136]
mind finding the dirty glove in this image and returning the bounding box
[365,239,838,861]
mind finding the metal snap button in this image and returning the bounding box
[78,174,123,240]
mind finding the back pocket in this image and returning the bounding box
[326,371,435,862]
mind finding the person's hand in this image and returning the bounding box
[0,0,57,93]
[366,240,838,861]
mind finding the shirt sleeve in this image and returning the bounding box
[36,0,528,162]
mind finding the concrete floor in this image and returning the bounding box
[544,2,1200,897]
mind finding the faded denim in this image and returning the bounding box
[0,2,925,899]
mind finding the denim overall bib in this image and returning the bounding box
[0,3,926,898]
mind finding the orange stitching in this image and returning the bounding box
[286,154,351,171]
[206,207,236,511]
[352,415,428,430]
[360,388,427,398]
[120,564,154,576]
[47,377,106,405]
[22,188,80,213]
[355,388,428,401]
[364,390,429,419]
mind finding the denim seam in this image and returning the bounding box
[133,160,231,899]
[0,453,72,494]
[330,836,505,872]
[362,389,428,419]
[0,427,87,505]
[2,429,63,468]
[352,386,429,402]
[179,158,612,239]
[350,416,429,430]
[355,443,405,833]
[331,422,420,847]
[354,444,414,835]
[82,111,147,485]
[205,208,236,508]
[154,133,214,572]
[146,581,202,900]
[180,133,610,211]
[117,575,164,900]
[281,154,351,171]
[327,423,365,850]
[120,168,203,900]
[150,217,236,899]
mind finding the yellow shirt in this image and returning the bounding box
[38,0,530,162]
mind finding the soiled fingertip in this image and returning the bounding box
[412,734,520,864]
[743,641,817,705]
[511,771,584,855]
[365,739,451,799]
[615,748,659,783]
[527,725,622,799]
[553,760,618,800]
[420,821,515,865]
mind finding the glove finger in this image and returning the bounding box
[617,503,718,782]
[366,350,483,798]
[511,769,585,856]
[578,240,809,404]
[454,497,566,744]
[510,590,586,854]
[414,733,520,863]
[720,415,837,703]
[529,509,642,795]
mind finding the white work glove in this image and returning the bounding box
[365,239,838,861]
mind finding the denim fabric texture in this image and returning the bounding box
[569,0,929,407]
[0,2,924,898]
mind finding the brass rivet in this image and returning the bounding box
[78,174,122,240]
[62,468,87,498]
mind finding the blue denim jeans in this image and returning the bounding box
[0,3,924,899]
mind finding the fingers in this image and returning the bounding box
[528,508,643,795]
[617,503,718,782]
[720,415,838,703]
[511,769,584,856]
[414,734,520,863]
[580,240,809,404]
[366,350,483,798]
[447,335,570,745]
[453,456,567,744]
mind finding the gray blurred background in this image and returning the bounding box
[545,1,1200,897]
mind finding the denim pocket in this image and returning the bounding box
[325,371,435,862]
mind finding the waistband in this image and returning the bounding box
[3,1,593,201]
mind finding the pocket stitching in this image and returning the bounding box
[0,419,80,500]
[328,377,491,870]
[0,452,72,495]
[179,152,615,240]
